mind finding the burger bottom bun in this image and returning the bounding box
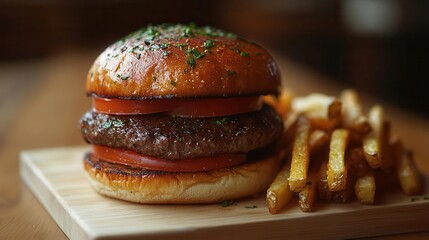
[83,153,281,204]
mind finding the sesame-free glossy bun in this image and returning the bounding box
[86,24,280,99]
[83,153,281,204]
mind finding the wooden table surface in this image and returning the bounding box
[0,51,428,239]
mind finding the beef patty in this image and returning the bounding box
[80,104,282,160]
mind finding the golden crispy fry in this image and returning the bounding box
[355,169,376,204]
[363,132,381,168]
[318,160,332,200]
[288,117,311,192]
[292,93,342,120]
[368,105,384,134]
[299,164,319,212]
[266,160,294,214]
[348,147,370,177]
[340,89,371,134]
[390,137,422,195]
[332,173,355,203]
[328,129,349,191]
[363,105,385,168]
[309,130,329,154]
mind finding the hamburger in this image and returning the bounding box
[80,23,283,204]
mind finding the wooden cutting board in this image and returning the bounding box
[20,146,429,240]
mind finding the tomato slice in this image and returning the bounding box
[93,96,262,117]
[92,145,246,172]
[93,97,178,115]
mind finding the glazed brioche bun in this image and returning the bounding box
[84,153,281,204]
[86,24,280,99]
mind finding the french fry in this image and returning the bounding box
[363,132,381,168]
[292,94,342,120]
[390,137,422,195]
[340,89,371,134]
[332,173,355,203]
[355,169,376,204]
[327,129,349,191]
[348,147,370,177]
[292,94,341,131]
[318,160,332,200]
[266,160,294,214]
[363,105,385,168]
[309,130,329,154]
[299,164,319,212]
[288,116,311,192]
[368,105,384,134]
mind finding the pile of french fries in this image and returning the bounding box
[263,89,423,214]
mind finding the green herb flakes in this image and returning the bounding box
[204,39,215,49]
[227,70,236,76]
[112,120,124,127]
[160,43,169,49]
[255,52,262,56]
[239,51,249,57]
[176,43,188,50]
[170,80,177,87]
[183,26,195,37]
[221,200,234,207]
[214,117,229,125]
[226,32,237,39]
[101,121,112,129]
[187,57,196,69]
[190,49,205,59]
[120,75,129,81]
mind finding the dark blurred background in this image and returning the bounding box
[1,0,428,117]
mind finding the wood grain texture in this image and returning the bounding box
[20,146,429,240]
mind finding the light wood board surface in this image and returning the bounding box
[20,146,429,240]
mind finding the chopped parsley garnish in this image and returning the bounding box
[183,25,195,37]
[214,117,229,125]
[112,120,124,127]
[227,70,236,76]
[101,120,124,129]
[160,43,169,49]
[226,32,237,39]
[136,53,141,60]
[187,57,196,69]
[176,43,188,50]
[221,200,234,207]
[170,80,177,87]
[189,49,205,59]
[120,75,129,81]
[204,39,215,49]
[255,52,262,56]
[239,51,249,57]
[145,25,160,37]
[163,51,169,57]
[101,121,112,129]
